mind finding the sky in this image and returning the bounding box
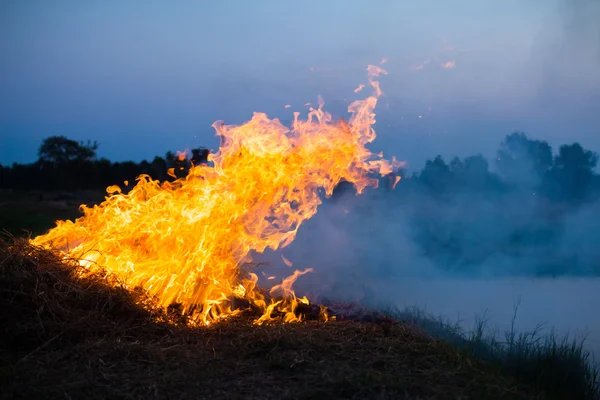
[1,0,599,172]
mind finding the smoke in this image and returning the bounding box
[252,187,438,305]
[290,189,600,355]
[250,141,600,356]
[530,0,600,110]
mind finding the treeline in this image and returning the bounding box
[334,132,600,208]
[2,133,599,204]
[335,133,600,277]
[405,132,600,205]
[0,136,209,191]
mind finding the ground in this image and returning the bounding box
[2,318,542,400]
[0,238,543,400]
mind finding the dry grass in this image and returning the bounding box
[0,238,544,399]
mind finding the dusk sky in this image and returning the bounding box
[1,0,599,172]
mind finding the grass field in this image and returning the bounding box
[1,191,599,399]
[0,189,105,237]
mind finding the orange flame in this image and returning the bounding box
[176,150,187,161]
[31,65,400,325]
[281,255,293,267]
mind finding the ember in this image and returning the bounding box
[32,63,401,325]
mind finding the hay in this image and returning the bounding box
[0,238,542,399]
[0,237,172,358]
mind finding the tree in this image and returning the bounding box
[38,135,98,165]
[545,143,599,202]
[190,148,210,166]
[554,143,598,172]
[496,132,552,188]
[0,164,11,188]
[419,155,451,194]
[463,154,491,190]
[150,156,168,181]
[449,155,490,189]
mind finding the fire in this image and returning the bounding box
[354,84,366,93]
[281,254,293,267]
[32,65,400,325]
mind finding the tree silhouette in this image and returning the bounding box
[190,148,210,166]
[554,143,598,171]
[449,154,492,191]
[150,156,168,181]
[496,132,552,188]
[419,155,451,194]
[545,143,599,202]
[38,136,98,165]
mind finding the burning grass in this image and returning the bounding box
[0,237,173,357]
[29,64,404,326]
[4,63,599,399]
[0,238,549,400]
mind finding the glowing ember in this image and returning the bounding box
[32,64,400,325]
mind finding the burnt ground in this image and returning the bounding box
[0,238,548,400]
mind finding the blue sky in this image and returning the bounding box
[1,0,599,172]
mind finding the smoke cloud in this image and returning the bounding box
[250,132,600,357]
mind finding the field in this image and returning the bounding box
[1,191,599,399]
[0,189,105,237]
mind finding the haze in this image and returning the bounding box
[1,0,599,171]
